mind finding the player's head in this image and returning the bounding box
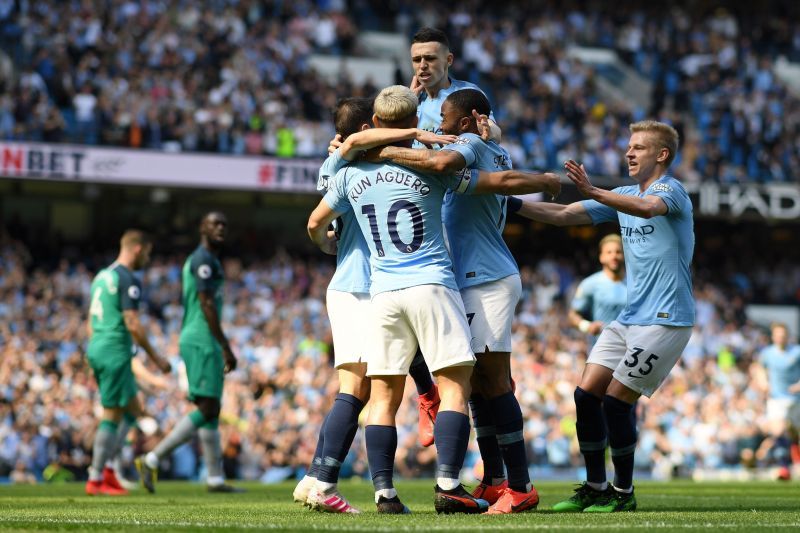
[334,97,375,139]
[120,229,152,270]
[598,234,623,275]
[770,322,788,347]
[440,89,491,136]
[373,85,418,132]
[410,27,453,92]
[200,211,228,248]
[626,121,679,180]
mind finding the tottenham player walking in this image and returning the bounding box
[136,212,243,493]
[570,234,627,339]
[308,86,558,514]
[294,97,456,513]
[366,88,560,513]
[86,230,171,496]
[514,121,694,512]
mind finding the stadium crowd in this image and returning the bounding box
[0,228,795,484]
[2,1,800,183]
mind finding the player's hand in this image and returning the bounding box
[588,321,604,335]
[155,356,172,374]
[789,382,800,394]
[415,129,458,148]
[564,160,596,197]
[473,110,491,141]
[543,172,562,200]
[223,347,237,373]
[410,75,423,96]
[319,232,338,255]
[328,134,343,155]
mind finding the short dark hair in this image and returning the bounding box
[333,97,374,138]
[444,89,490,118]
[120,229,150,249]
[411,27,450,49]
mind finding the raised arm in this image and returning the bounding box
[511,198,593,227]
[340,128,457,161]
[474,170,561,197]
[367,145,466,174]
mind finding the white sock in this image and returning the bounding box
[374,487,397,503]
[144,451,159,470]
[613,484,633,494]
[315,481,336,493]
[88,466,103,482]
[104,461,114,470]
[437,477,459,491]
[207,475,225,487]
[587,481,608,491]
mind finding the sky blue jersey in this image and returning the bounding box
[440,132,518,288]
[317,149,371,294]
[571,270,628,324]
[582,176,695,326]
[324,161,477,296]
[759,344,800,400]
[414,78,493,148]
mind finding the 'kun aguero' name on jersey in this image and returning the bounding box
[347,169,431,203]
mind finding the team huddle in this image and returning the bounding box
[84,27,696,516]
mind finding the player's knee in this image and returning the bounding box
[574,386,602,410]
[195,397,221,421]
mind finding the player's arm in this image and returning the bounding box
[473,170,561,197]
[565,160,667,218]
[367,145,466,174]
[197,290,236,373]
[339,129,457,161]
[132,356,171,390]
[86,319,92,339]
[568,309,603,335]
[509,198,594,226]
[123,310,171,373]
[307,199,342,255]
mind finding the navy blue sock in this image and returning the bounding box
[603,395,637,490]
[433,410,470,486]
[365,425,397,490]
[490,391,530,492]
[317,393,365,484]
[308,411,328,478]
[574,387,607,485]
[408,349,434,395]
[469,394,504,483]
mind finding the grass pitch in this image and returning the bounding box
[0,480,798,531]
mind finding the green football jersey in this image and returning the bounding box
[88,263,141,356]
[180,245,224,348]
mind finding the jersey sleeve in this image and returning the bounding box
[647,179,688,216]
[317,149,346,192]
[444,168,480,195]
[190,250,217,294]
[118,272,142,311]
[322,167,353,213]
[441,133,480,168]
[581,199,618,224]
[570,278,593,317]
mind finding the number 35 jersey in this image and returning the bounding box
[324,161,477,296]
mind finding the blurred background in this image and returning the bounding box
[1,0,799,485]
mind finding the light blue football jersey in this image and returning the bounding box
[571,270,627,324]
[414,78,493,148]
[324,161,476,296]
[759,344,800,400]
[440,132,518,288]
[317,149,371,294]
[582,176,695,326]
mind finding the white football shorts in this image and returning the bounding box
[588,321,692,397]
[460,274,521,354]
[326,289,371,368]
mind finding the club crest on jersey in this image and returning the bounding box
[651,183,673,193]
[198,264,212,279]
[128,285,140,299]
[453,136,471,145]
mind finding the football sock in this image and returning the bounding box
[575,387,608,486]
[434,410,470,491]
[604,395,637,491]
[318,393,365,484]
[490,391,530,492]
[365,425,397,493]
[199,425,224,485]
[469,393,504,483]
[90,420,119,481]
[308,411,329,479]
[409,349,434,395]
[146,410,204,468]
[106,412,136,468]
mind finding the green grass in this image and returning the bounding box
[0,480,799,531]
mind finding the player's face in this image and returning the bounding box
[772,326,788,347]
[625,132,667,180]
[134,243,152,270]
[438,100,466,135]
[202,213,228,245]
[410,42,453,91]
[599,241,623,274]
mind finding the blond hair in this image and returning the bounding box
[599,233,622,253]
[629,120,680,167]
[374,85,418,123]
